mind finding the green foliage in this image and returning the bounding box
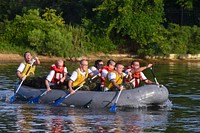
[84,0,165,55]
[28,29,45,53]
[0,1,200,57]
[86,36,117,53]
[65,24,90,57]
[187,25,200,54]
[176,0,193,9]
[42,8,65,26]
[1,8,90,57]
[142,23,200,55]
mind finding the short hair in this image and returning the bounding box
[107,59,115,66]
[94,59,103,67]
[23,51,31,58]
[80,59,88,64]
[56,59,64,66]
[115,62,123,67]
[131,60,139,65]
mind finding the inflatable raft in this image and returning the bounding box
[16,84,169,108]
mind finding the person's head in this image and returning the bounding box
[24,51,32,63]
[56,59,64,68]
[131,60,140,69]
[80,59,88,72]
[107,59,115,70]
[115,63,124,74]
[95,59,104,70]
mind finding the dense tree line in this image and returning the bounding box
[0,0,199,57]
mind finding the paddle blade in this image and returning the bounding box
[53,97,65,106]
[28,96,40,104]
[109,103,117,113]
[10,94,16,103]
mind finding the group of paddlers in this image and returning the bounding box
[16,51,155,94]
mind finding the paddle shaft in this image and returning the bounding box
[54,74,98,105]
[114,89,123,104]
[40,90,48,97]
[66,84,84,98]
[67,74,97,98]
[150,67,159,84]
[109,88,123,112]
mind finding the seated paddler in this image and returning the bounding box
[45,59,68,91]
[68,59,95,94]
[104,62,131,92]
[16,51,40,84]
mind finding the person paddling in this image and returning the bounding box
[89,59,104,75]
[124,60,155,88]
[45,59,68,91]
[104,63,131,91]
[100,59,116,89]
[16,51,40,82]
[68,59,95,94]
[89,59,104,91]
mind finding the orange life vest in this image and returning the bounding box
[133,72,143,87]
[125,66,142,87]
[49,64,65,83]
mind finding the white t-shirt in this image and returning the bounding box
[125,69,147,80]
[107,72,127,81]
[70,68,92,81]
[17,63,26,73]
[101,69,109,79]
[89,66,99,75]
[46,67,68,82]
[125,68,147,87]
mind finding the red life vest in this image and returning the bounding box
[133,72,143,87]
[125,66,142,87]
[100,66,113,85]
[49,64,65,83]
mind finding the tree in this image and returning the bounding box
[84,0,165,55]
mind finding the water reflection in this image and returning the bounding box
[0,102,170,132]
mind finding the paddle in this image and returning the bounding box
[150,67,159,84]
[109,87,123,113]
[53,74,98,106]
[28,90,48,104]
[53,84,84,106]
[28,73,71,104]
[10,60,36,103]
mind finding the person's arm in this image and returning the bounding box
[68,80,75,94]
[131,64,153,73]
[108,72,124,90]
[33,56,40,65]
[16,71,27,81]
[16,63,26,81]
[60,67,68,83]
[111,79,124,90]
[45,70,55,91]
[144,79,155,84]
[123,72,132,80]
[68,71,78,94]
[141,72,155,84]
[45,79,51,91]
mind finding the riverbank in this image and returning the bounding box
[0,53,200,63]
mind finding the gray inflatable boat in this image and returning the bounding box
[17,84,169,108]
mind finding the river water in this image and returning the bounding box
[0,61,199,132]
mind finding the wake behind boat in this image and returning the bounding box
[16,84,169,108]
